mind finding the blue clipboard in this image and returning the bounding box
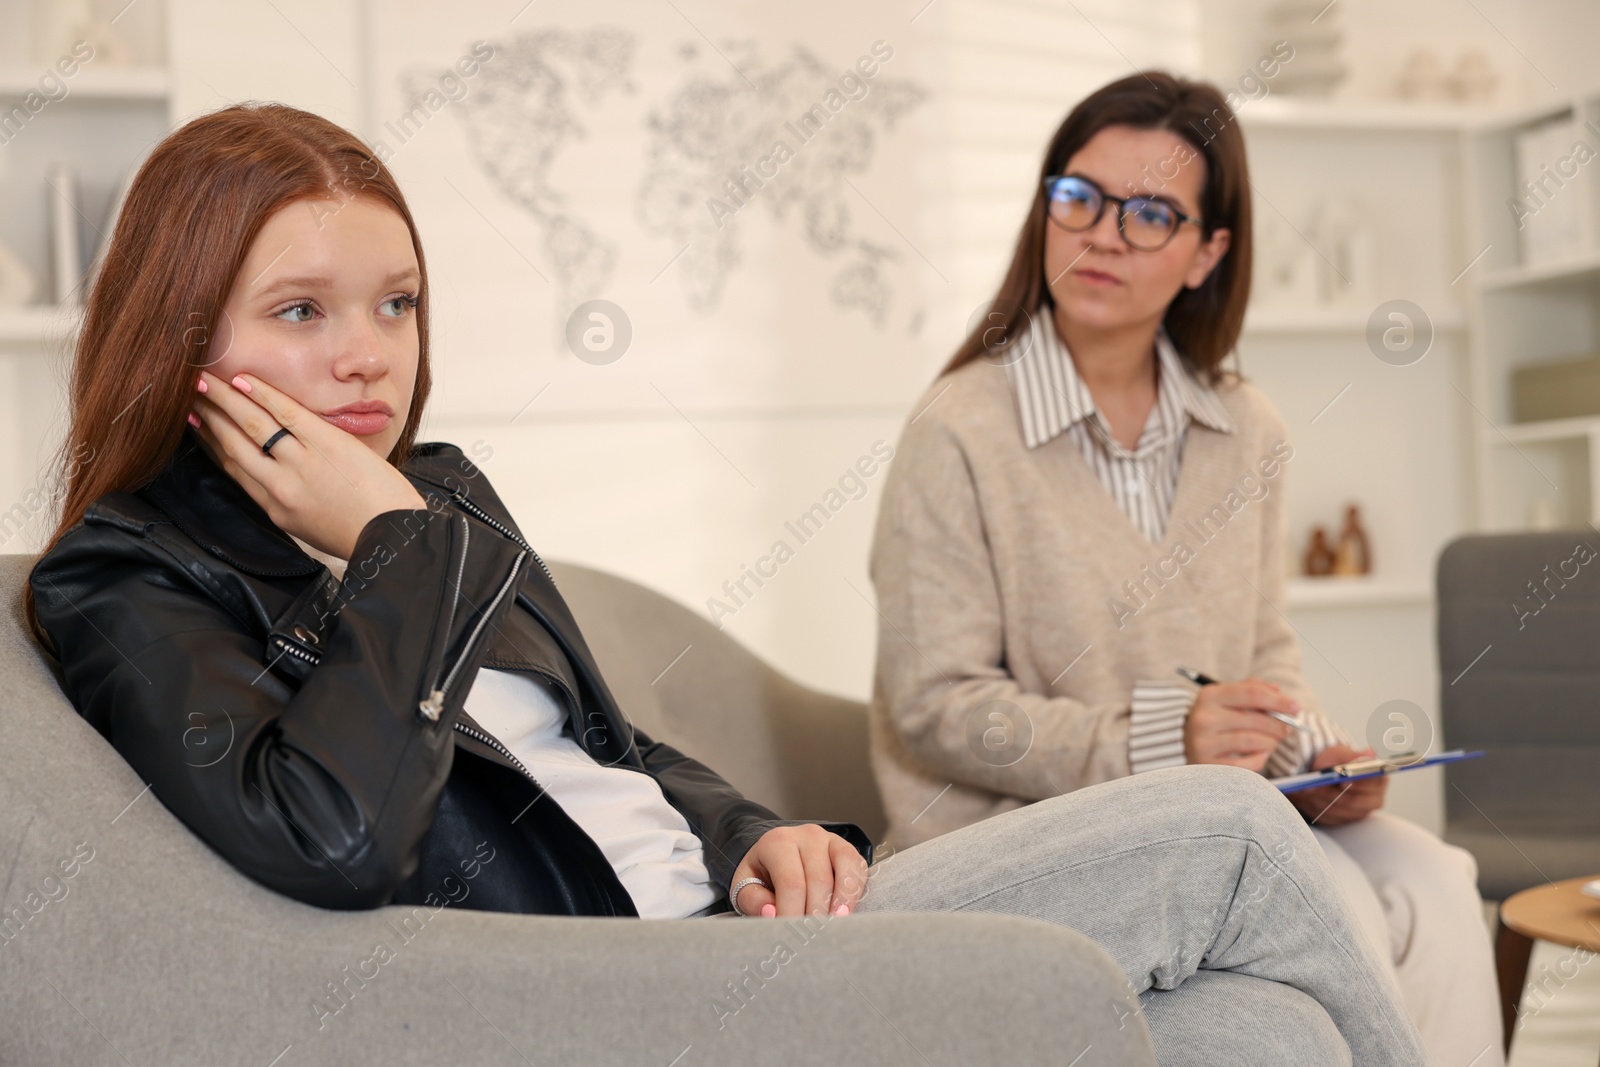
[1270,749,1485,794]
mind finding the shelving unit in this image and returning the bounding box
[0,0,171,553]
[1459,88,1600,531]
[1230,98,1486,609]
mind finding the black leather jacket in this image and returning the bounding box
[30,428,871,915]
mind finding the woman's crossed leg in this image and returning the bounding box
[852,764,1428,1066]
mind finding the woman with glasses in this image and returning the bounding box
[868,71,1503,1066]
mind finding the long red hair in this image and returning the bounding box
[24,101,433,649]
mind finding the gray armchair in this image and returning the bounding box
[548,561,888,844]
[0,553,1155,1065]
[1436,531,1600,901]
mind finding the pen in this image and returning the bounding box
[1175,666,1311,733]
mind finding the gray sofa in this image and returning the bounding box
[0,553,1158,1065]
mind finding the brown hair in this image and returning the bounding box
[940,70,1252,382]
[24,101,432,648]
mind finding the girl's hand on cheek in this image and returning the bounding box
[190,370,426,559]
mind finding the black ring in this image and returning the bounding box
[261,427,293,456]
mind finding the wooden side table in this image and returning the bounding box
[1495,875,1600,1063]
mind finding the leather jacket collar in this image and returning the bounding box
[145,426,524,581]
[135,428,604,728]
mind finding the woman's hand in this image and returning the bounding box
[1184,678,1298,773]
[190,370,426,560]
[1287,744,1387,827]
[730,824,870,918]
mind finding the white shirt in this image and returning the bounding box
[461,668,718,918]
[291,535,719,919]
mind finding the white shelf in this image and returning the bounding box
[1488,415,1600,445]
[0,64,169,101]
[0,305,81,344]
[1469,97,1588,135]
[1237,96,1490,132]
[1285,577,1433,608]
[1477,249,1600,292]
[1243,304,1465,334]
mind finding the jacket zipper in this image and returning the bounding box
[269,631,536,779]
[272,636,321,666]
[419,540,528,721]
[270,636,537,780]
[438,495,594,756]
[268,514,529,725]
[435,518,470,684]
[450,717,534,779]
[446,489,557,589]
[422,515,472,713]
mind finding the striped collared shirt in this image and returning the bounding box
[1004,310,1345,777]
[1005,309,1234,544]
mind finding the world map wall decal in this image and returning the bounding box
[403,27,927,329]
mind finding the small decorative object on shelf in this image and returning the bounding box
[1255,211,1319,308]
[1394,48,1448,101]
[1309,195,1373,306]
[85,165,136,295]
[47,162,83,306]
[1510,352,1600,423]
[1303,527,1336,576]
[1332,504,1371,576]
[1263,0,1345,97]
[1450,50,1499,103]
[1250,198,1373,313]
[32,0,132,67]
[1512,116,1585,267]
[0,237,40,306]
[1301,504,1371,577]
[1394,47,1500,103]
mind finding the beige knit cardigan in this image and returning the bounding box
[867,355,1347,848]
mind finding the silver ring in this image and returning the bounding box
[261,427,293,456]
[730,876,769,916]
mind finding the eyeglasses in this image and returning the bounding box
[1043,174,1203,252]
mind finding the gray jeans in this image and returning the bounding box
[850,764,1428,1067]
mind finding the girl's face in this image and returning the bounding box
[200,195,421,461]
[1042,123,1231,336]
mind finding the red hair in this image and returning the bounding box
[24,101,433,649]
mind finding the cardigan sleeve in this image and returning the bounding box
[1242,425,1353,776]
[868,407,1135,802]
